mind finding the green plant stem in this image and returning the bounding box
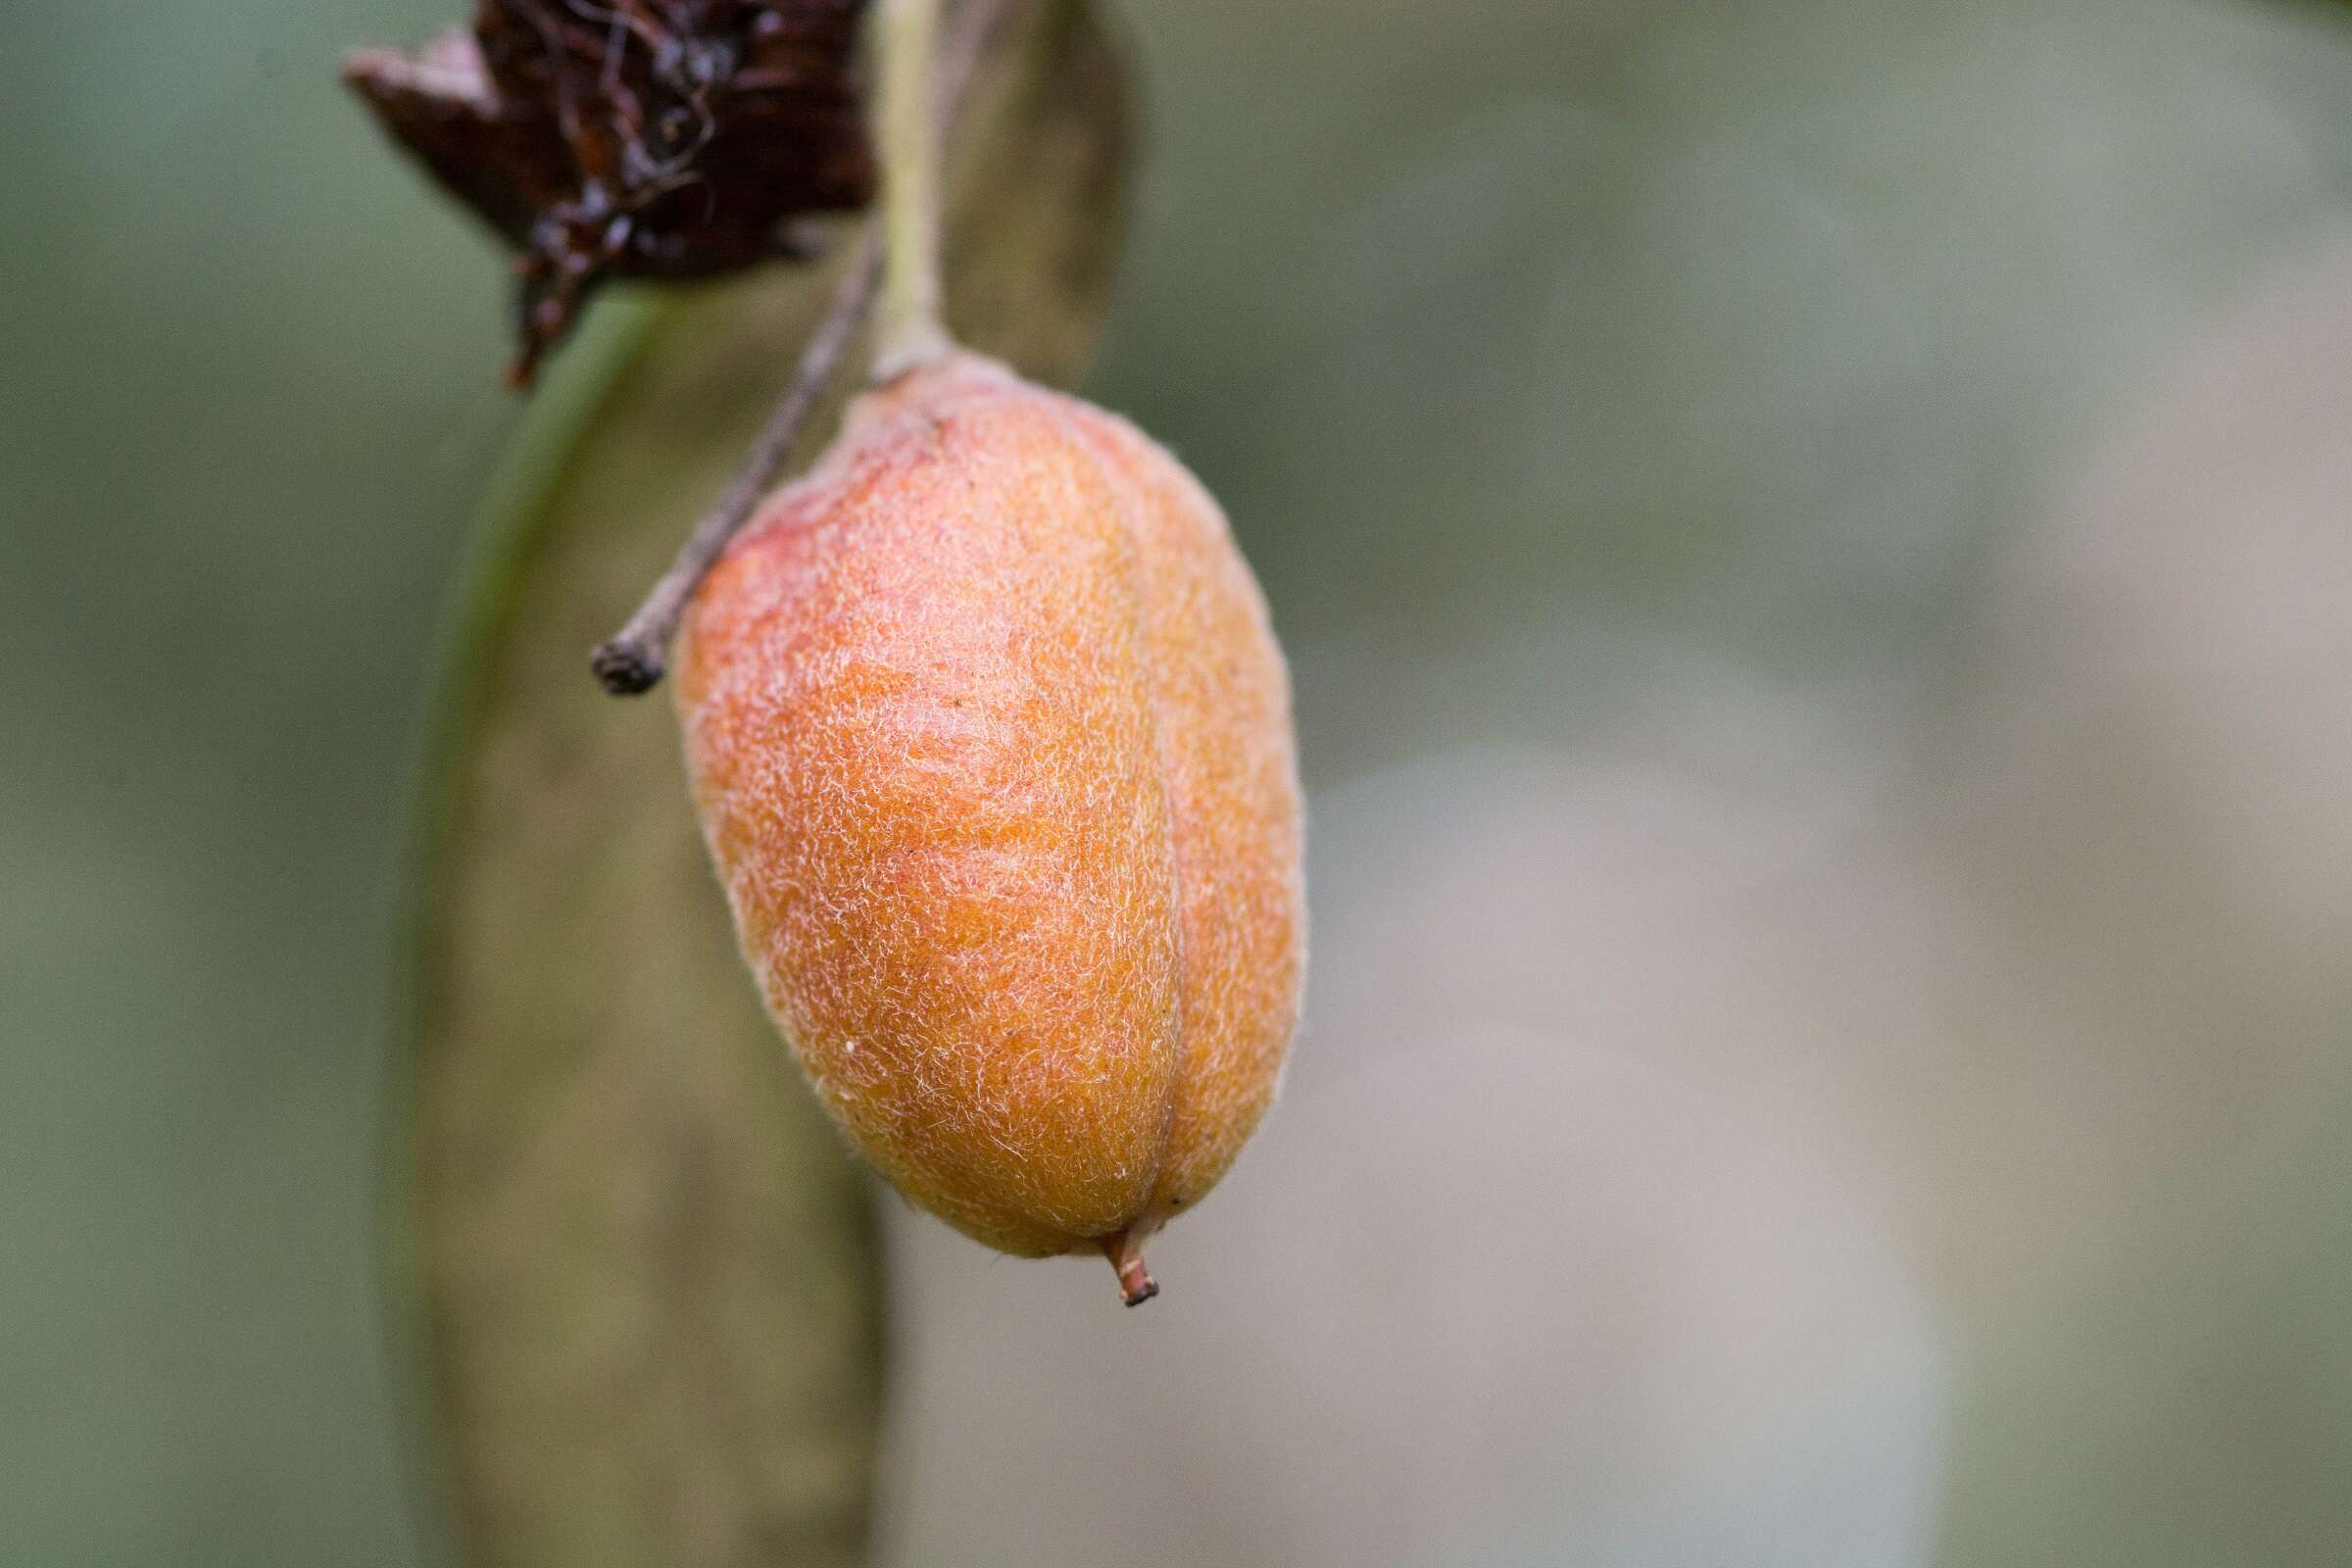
[872,0,953,379]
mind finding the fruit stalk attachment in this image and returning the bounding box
[591,243,881,695]
[592,0,997,696]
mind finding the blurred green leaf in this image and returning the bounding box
[392,4,1130,1565]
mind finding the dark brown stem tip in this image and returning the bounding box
[1102,1230,1158,1307]
[591,638,666,696]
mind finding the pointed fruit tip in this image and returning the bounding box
[1101,1229,1158,1307]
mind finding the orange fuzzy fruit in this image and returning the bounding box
[675,350,1304,1303]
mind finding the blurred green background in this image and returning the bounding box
[9,0,2352,1563]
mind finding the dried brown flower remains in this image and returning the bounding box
[346,0,874,385]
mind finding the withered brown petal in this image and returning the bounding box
[345,1,875,385]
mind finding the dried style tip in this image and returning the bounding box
[345,0,873,384]
[1102,1230,1158,1307]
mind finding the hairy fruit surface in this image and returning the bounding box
[676,351,1304,1299]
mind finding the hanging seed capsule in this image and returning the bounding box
[677,350,1304,1303]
